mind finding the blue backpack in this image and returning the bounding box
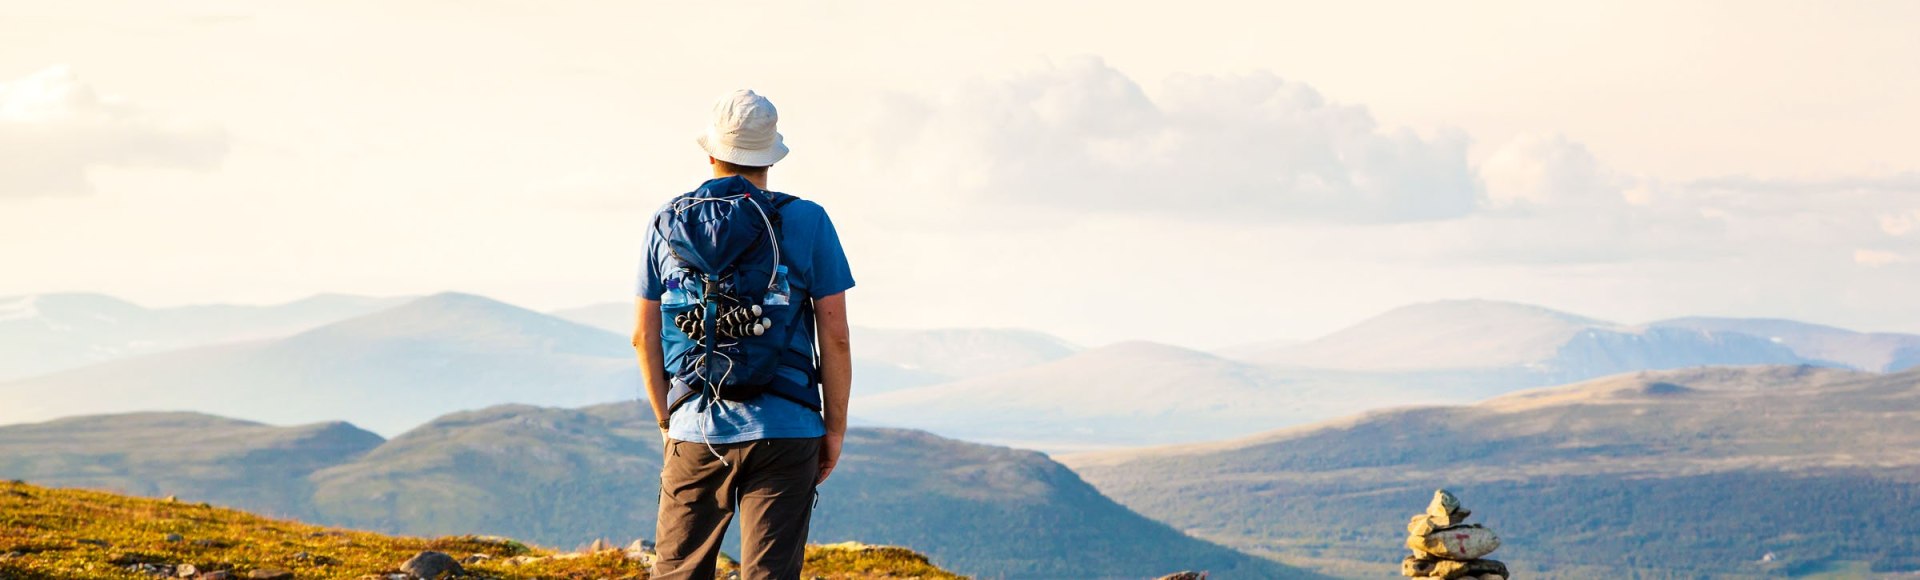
[652,176,819,413]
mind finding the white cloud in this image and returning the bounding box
[820,58,1920,286]
[1880,210,1920,237]
[1855,249,1910,267]
[1399,138,1920,268]
[845,57,1480,224]
[1478,134,1630,210]
[1688,173,1920,194]
[0,65,228,198]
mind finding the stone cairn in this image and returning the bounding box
[1401,489,1508,580]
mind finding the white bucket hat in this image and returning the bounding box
[696,89,789,167]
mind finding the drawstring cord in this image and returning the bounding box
[691,349,738,466]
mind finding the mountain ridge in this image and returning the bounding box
[0,411,385,518]
[1651,316,1920,371]
[1063,364,1920,577]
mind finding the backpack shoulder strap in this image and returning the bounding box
[763,191,799,232]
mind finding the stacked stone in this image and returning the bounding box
[1401,489,1508,580]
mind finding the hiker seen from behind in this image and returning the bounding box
[633,89,855,580]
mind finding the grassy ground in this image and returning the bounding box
[0,479,961,579]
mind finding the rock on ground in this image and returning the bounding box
[400,550,462,579]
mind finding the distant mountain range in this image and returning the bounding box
[0,292,408,381]
[855,341,1449,450]
[0,406,1317,579]
[0,292,638,435]
[1062,365,1920,577]
[1237,299,1831,377]
[862,300,1920,449]
[552,300,1080,394]
[1650,316,1920,372]
[7,292,1918,449]
[0,292,1081,435]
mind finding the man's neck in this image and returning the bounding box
[713,170,769,190]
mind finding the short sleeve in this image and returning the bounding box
[809,210,855,298]
[638,232,666,299]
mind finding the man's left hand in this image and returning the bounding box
[817,430,844,485]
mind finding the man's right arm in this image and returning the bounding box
[633,298,672,438]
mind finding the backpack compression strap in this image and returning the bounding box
[701,276,720,387]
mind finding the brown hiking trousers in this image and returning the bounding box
[655,436,821,580]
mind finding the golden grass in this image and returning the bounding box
[0,480,961,579]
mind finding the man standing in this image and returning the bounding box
[634,89,854,580]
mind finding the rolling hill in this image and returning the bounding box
[0,292,406,381]
[306,402,1311,578]
[1061,365,1920,577]
[0,405,1316,579]
[0,292,639,435]
[0,412,382,518]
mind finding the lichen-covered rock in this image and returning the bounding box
[1402,554,1437,577]
[1400,489,1507,577]
[1403,555,1510,579]
[1427,489,1469,522]
[1408,524,1501,560]
[1437,558,1508,579]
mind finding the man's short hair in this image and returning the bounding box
[717,159,770,176]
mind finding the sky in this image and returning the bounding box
[2,0,1918,348]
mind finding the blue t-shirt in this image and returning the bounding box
[640,192,854,444]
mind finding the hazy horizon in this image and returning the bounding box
[5,1,1918,348]
[14,289,1920,353]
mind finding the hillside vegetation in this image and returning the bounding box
[1064,365,1920,578]
[0,479,959,579]
[0,413,381,519]
[0,405,1309,579]
[308,404,1313,579]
